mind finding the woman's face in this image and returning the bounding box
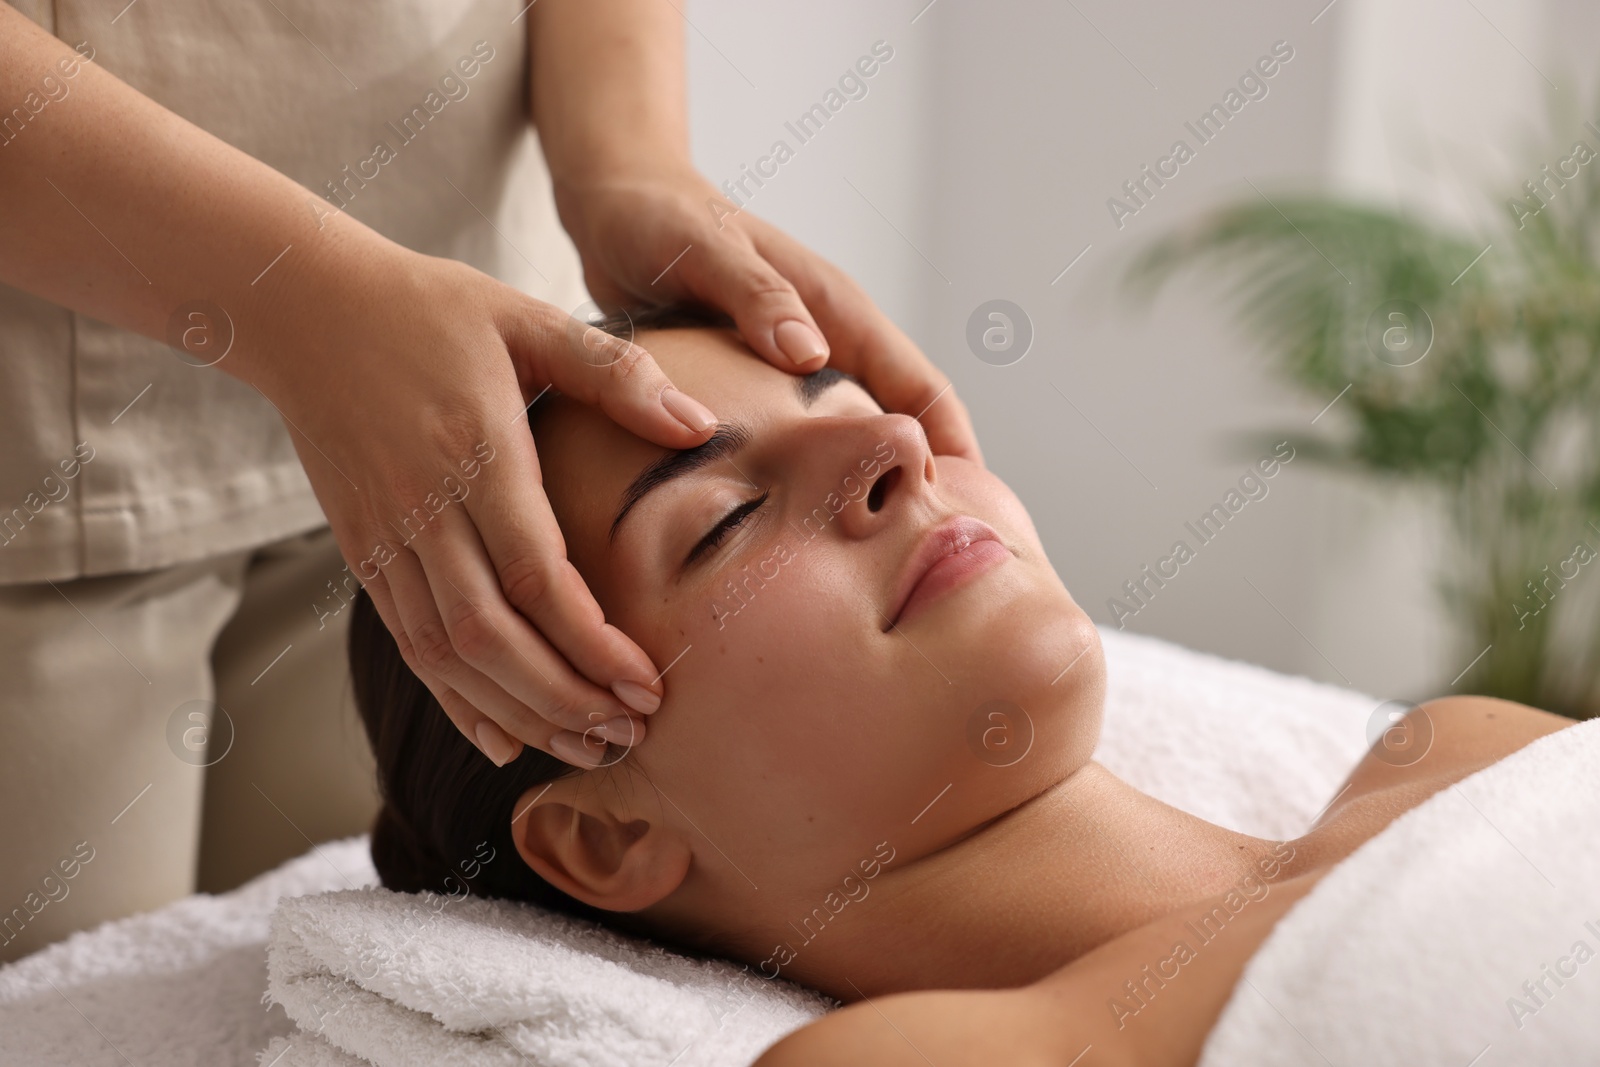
[530,327,1104,929]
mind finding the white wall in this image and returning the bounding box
[684,0,1582,704]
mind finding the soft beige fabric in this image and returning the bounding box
[0,524,380,964]
[194,526,380,896]
[0,0,587,583]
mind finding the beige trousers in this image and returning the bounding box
[0,524,379,963]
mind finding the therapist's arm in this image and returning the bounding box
[527,0,983,464]
[0,7,710,768]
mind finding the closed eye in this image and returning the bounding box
[685,491,770,567]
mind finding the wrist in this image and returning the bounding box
[548,139,699,196]
[225,210,417,401]
[550,157,710,240]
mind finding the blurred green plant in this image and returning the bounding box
[1121,102,1600,720]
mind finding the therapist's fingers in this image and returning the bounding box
[668,220,833,374]
[378,537,645,767]
[373,582,615,774]
[499,300,719,451]
[432,411,670,724]
[356,573,526,763]
[375,294,690,756]
[433,685,616,771]
[368,537,643,771]
[739,213,985,466]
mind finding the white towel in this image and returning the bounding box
[0,837,376,1067]
[1199,715,1600,1066]
[261,886,830,1067]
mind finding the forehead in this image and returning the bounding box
[528,328,790,555]
[532,326,779,470]
[635,326,777,403]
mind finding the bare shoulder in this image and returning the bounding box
[1409,694,1572,757]
[1298,694,1576,866]
[1340,694,1572,797]
[754,985,1090,1067]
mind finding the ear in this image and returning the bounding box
[510,777,692,913]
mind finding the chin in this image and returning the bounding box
[933,589,1104,774]
[931,560,1093,689]
[1014,605,1104,752]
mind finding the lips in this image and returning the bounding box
[883,515,1009,631]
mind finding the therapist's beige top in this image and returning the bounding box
[0,0,587,584]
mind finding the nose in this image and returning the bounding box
[822,413,934,541]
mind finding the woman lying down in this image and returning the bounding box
[347,304,1578,1066]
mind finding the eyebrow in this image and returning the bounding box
[797,366,856,405]
[607,367,858,542]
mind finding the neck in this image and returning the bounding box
[793,762,1276,1000]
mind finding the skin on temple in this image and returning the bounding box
[509,325,1575,1064]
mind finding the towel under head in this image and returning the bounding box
[264,882,829,1067]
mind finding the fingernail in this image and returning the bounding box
[774,319,829,367]
[661,387,717,434]
[550,730,603,768]
[613,679,661,715]
[475,720,516,767]
[591,715,644,747]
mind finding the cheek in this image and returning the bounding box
[653,546,886,760]
[634,548,948,846]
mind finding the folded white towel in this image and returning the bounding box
[1199,715,1600,1066]
[262,885,830,1067]
[0,836,376,1067]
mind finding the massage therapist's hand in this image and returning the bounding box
[551,164,984,465]
[246,219,719,769]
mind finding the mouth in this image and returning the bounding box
[883,515,1010,631]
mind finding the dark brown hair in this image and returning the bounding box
[348,301,734,913]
